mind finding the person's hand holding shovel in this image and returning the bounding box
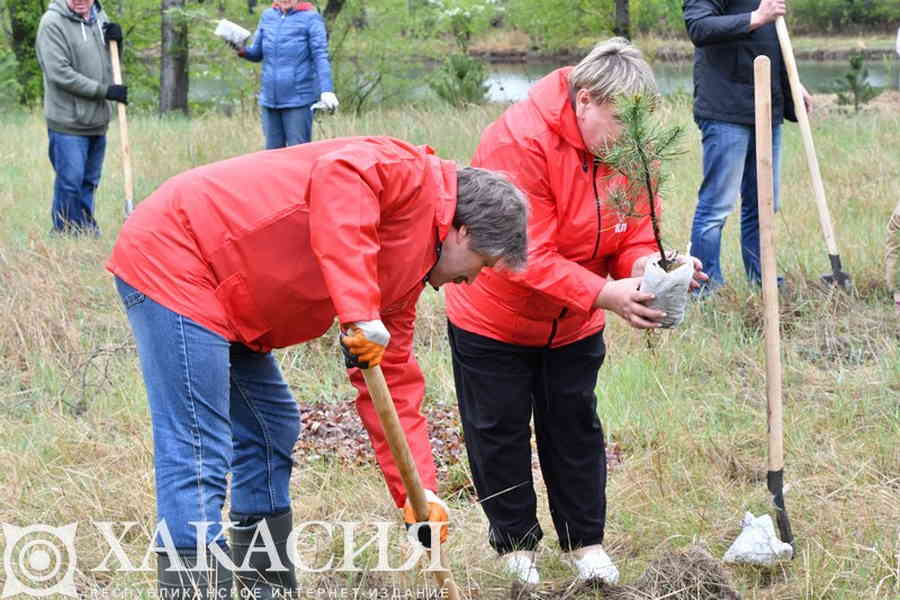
[403,489,449,548]
[340,320,390,368]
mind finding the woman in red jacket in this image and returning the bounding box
[445,40,705,585]
[107,136,527,599]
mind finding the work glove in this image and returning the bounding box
[319,91,339,111]
[402,489,449,549]
[102,22,123,44]
[340,319,389,369]
[105,84,128,105]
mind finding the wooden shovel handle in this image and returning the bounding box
[774,17,838,257]
[109,40,134,216]
[361,366,462,600]
[754,56,784,473]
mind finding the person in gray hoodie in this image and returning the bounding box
[36,0,127,234]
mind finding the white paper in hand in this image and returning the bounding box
[214,19,251,46]
[724,512,793,565]
[640,254,694,328]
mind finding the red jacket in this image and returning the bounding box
[445,68,658,348]
[107,136,455,505]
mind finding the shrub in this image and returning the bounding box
[428,53,490,107]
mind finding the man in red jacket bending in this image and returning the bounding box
[107,136,527,600]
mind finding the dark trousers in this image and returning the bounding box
[448,322,607,555]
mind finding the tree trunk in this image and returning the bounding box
[160,0,189,115]
[8,0,44,105]
[323,0,346,27]
[614,0,631,40]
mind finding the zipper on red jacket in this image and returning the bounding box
[590,159,602,258]
[544,307,568,348]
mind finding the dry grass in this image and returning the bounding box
[0,100,897,599]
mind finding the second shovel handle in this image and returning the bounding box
[774,17,838,256]
[754,56,784,473]
[108,40,134,216]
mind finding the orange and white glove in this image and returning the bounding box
[402,489,448,548]
[340,320,390,369]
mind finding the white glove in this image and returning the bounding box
[352,319,390,347]
[319,91,339,111]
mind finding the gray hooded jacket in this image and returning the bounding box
[36,0,113,135]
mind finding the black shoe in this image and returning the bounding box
[230,511,297,599]
[157,551,233,599]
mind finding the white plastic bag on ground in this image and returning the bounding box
[640,254,693,328]
[214,19,251,47]
[724,512,793,565]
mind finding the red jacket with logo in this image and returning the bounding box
[107,136,456,505]
[445,68,658,348]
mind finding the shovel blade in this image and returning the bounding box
[822,254,851,290]
[767,470,795,551]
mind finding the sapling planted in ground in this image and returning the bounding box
[600,94,693,327]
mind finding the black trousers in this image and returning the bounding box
[448,322,607,554]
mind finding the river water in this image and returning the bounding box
[485,59,900,103]
[190,58,899,106]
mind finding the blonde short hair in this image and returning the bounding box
[569,38,658,104]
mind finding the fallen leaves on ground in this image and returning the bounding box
[293,402,625,479]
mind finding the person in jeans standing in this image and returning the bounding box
[36,0,127,234]
[235,0,338,149]
[684,0,812,292]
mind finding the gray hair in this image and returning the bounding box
[454,166,529,270]
[569,37,658,104]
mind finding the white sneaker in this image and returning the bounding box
[503,550,540,585]
[565,545,619,584]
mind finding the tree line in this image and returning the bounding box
[1,0,897,113]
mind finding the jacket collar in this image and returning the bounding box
[272,2,315,13]
[527,67,588,152]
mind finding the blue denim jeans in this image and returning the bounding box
[48,129,106,234]
[690,118,782,289]
[260,106,313,149]
[115,277,300,551]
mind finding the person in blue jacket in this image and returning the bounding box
[235,0,338,149]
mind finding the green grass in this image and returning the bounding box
[0,99,897,598]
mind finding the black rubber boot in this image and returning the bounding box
[157,551,233,599]
[230,511,298,600]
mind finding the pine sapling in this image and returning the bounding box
[834,52,881,113]
[600,94,685,271]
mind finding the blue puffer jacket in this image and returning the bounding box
[240,5,334,108]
